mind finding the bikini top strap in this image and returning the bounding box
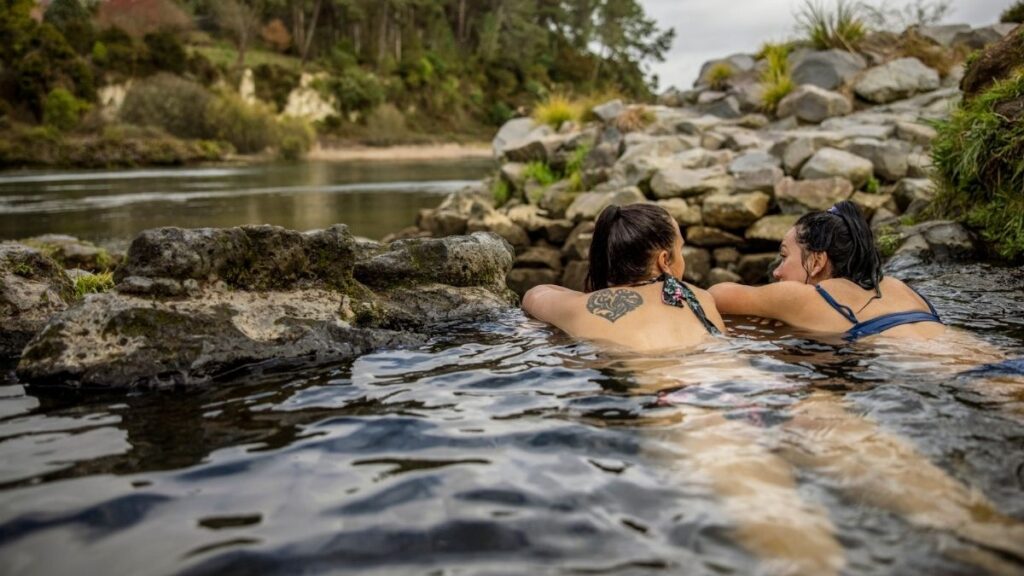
[906,284,941,319]
[814,285,859,324]
[662,275,721,335]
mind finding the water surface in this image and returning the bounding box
[0,262,1022,575]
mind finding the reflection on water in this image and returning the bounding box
[0,264,1022,575]
[0,159,494,242]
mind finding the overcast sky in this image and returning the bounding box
[641,0,1012,91]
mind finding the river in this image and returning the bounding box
[0,158,495,244]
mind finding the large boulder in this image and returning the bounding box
[657,198,703,227]
[951,24,1016,51]
[775,177,855,214]
[854,58,941,104]
[1,243,73,358]
[776,85,852,124]
[695,54,757,88]
[650,166,733,199]
[790,49,868,90]
[493,118,547,159]
[17,228,518,389]
[746,214,800,243]
[729,151,784,193]
[702,192,771,229]
[565,187,646,222]
[845,138,910,182]
[799,148,873,188]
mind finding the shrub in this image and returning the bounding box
[492,178,511,207]
[533,94,581,129]
[795,0,867,51]
[275,116,315,160]
[143,30,187,74]
[1002,1,1024,23]
[91,41,108,65]
[204,90,277,154]
[706,62,734,90]
[364,103,408,142]
[318,67,386,116]
[565,143,591,192]
[523,161,558,187]
[253,63,300,111]
[96,0,193,38]
[120,73,213,139]
[44,0,94,54]
[931,69,1024,259]
[43,88,89,131]
[759,42,794,114]
[261,18,291,52]
[864,175,880,194]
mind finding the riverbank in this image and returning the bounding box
[308,142,493,162]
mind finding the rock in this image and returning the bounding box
[515,246,563,271]
[507,268,561,297]
[592,99,625,123]
[716,127,765,151]
[850,191,895,218]
[775,177,855,214]
[1,243,73,357]
[685,226,745,248]
[713,247,741,267]
[907,152,934,178]
[493,117,542,158]
[613,136,695,186]
[917,24,972,47]
[799,148,873,188]
[893,178,936,213]
[417,189,492,237]
[894,121,938,146]
[911,221,976,261]
[729,151,784,193]
[702,192,771,229]
[17,230,517,388]
[20,234,122,273]
[682,247,712,285]
[845,138,910,182]
[503,134,564,164]
[790,49,868,90]
[836,124,896,141]
[675,147,734,169]
[561,261,589,292]
[745,214,799,243]
[729,151,781,173]
[562,222,595,261]
[698,95,743,119]
[650,166,733,199]
[854,58,941,104]
[780,137,820,175]
[537,181,579,220]
[732,82,766,113]
[467,211,530,251]
[657,198,703,227]
[500,163,528,192]
[283,73,337,122]
[737,253,778,284]
[952,25,1011,50]
[696,54,757,87]
[776,85,852,123]
[565,187,646,223]
[708,268,742,285]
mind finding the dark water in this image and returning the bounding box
[1,262,1023,575]
[0,159,494,243]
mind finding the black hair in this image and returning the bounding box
[585,203,678,292]
[794,200,882,292]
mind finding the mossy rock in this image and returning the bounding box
[961,23,1024,101]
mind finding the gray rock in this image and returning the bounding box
[565,187,646,223]
[685,226,745,247]
[702,192,771,229]
[613,136,695,186]
[850,191,896,218]
[854,58,941,104]
[467,211,530,252]
[907,153,934,178]
[745,214,800,243]
[893,178,936,212]
[894,121,938,146]
[713,247,741,267]
[708,267,743,285]
[775,176,855,214]
[780,137,820,175]
[503,134,565,164]
[913,221,975,261]
[846,138,910,182]
[537,181,579,220]
[562,222,595,261]
[776,85,852,123]
[737,253,778,284]
[683,246,713,285]
[592,99,625,123]
[493,118,544,158]
[20,234,121,273]
[729,151,784,193]
[18,231,517,388]
[952,25,1011,50]
[657,198,703,227]
[799,148,873,188]
[695,54,757,87]
[515,246,563,271]
[729,151,781,173]
[732,82,767,113]
[698,95,743,119]
[650,166,733,199]
[500,163,528,192]
[790,49,868,90]
[917,24,972,47]
[561,261,589,292]
[1,243,73,357]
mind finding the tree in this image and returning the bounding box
[214,0,262,67]
[261,17,291,52]
[96,0,193,39]
[43,0,94,54]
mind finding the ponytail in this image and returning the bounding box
[795,200,882,292]
[585,204,678,292]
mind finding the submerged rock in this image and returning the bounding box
[16,225,517,389]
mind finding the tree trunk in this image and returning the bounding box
[458,0,466,43]
[300,0,324,69]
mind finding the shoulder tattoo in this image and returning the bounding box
[586,289,643,323]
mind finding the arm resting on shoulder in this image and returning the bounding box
[708,282,813,324]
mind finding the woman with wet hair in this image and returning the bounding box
[523,203,725,350]
[708,200,944,340]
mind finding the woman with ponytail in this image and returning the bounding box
[522,203,725,351]
[709,200,944,340]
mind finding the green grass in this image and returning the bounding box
[492,178,511,207]
[532,94,582,129]
[706,63,734,90]
[931,68,1024,259]
[73,271,115,300]
[864,176,881,194]
[795,0,868,51]
[523,161,558,186]
[876,228,903,257]
[565,143,591,192]
[759,42,794,114]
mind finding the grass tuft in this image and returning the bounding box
[706,63,734,91]
[795,0,868,52]
[533,94,583,130]
[613,107,655,132]
[74,271,115,300]
[758,42,794,114]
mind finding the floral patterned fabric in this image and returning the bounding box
[631,274,721,336]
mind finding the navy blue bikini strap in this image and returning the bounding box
[906,284,940,318]
[815,285,858,324]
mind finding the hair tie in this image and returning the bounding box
[827,205,841,215]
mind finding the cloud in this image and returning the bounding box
[640,0,1011,92]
